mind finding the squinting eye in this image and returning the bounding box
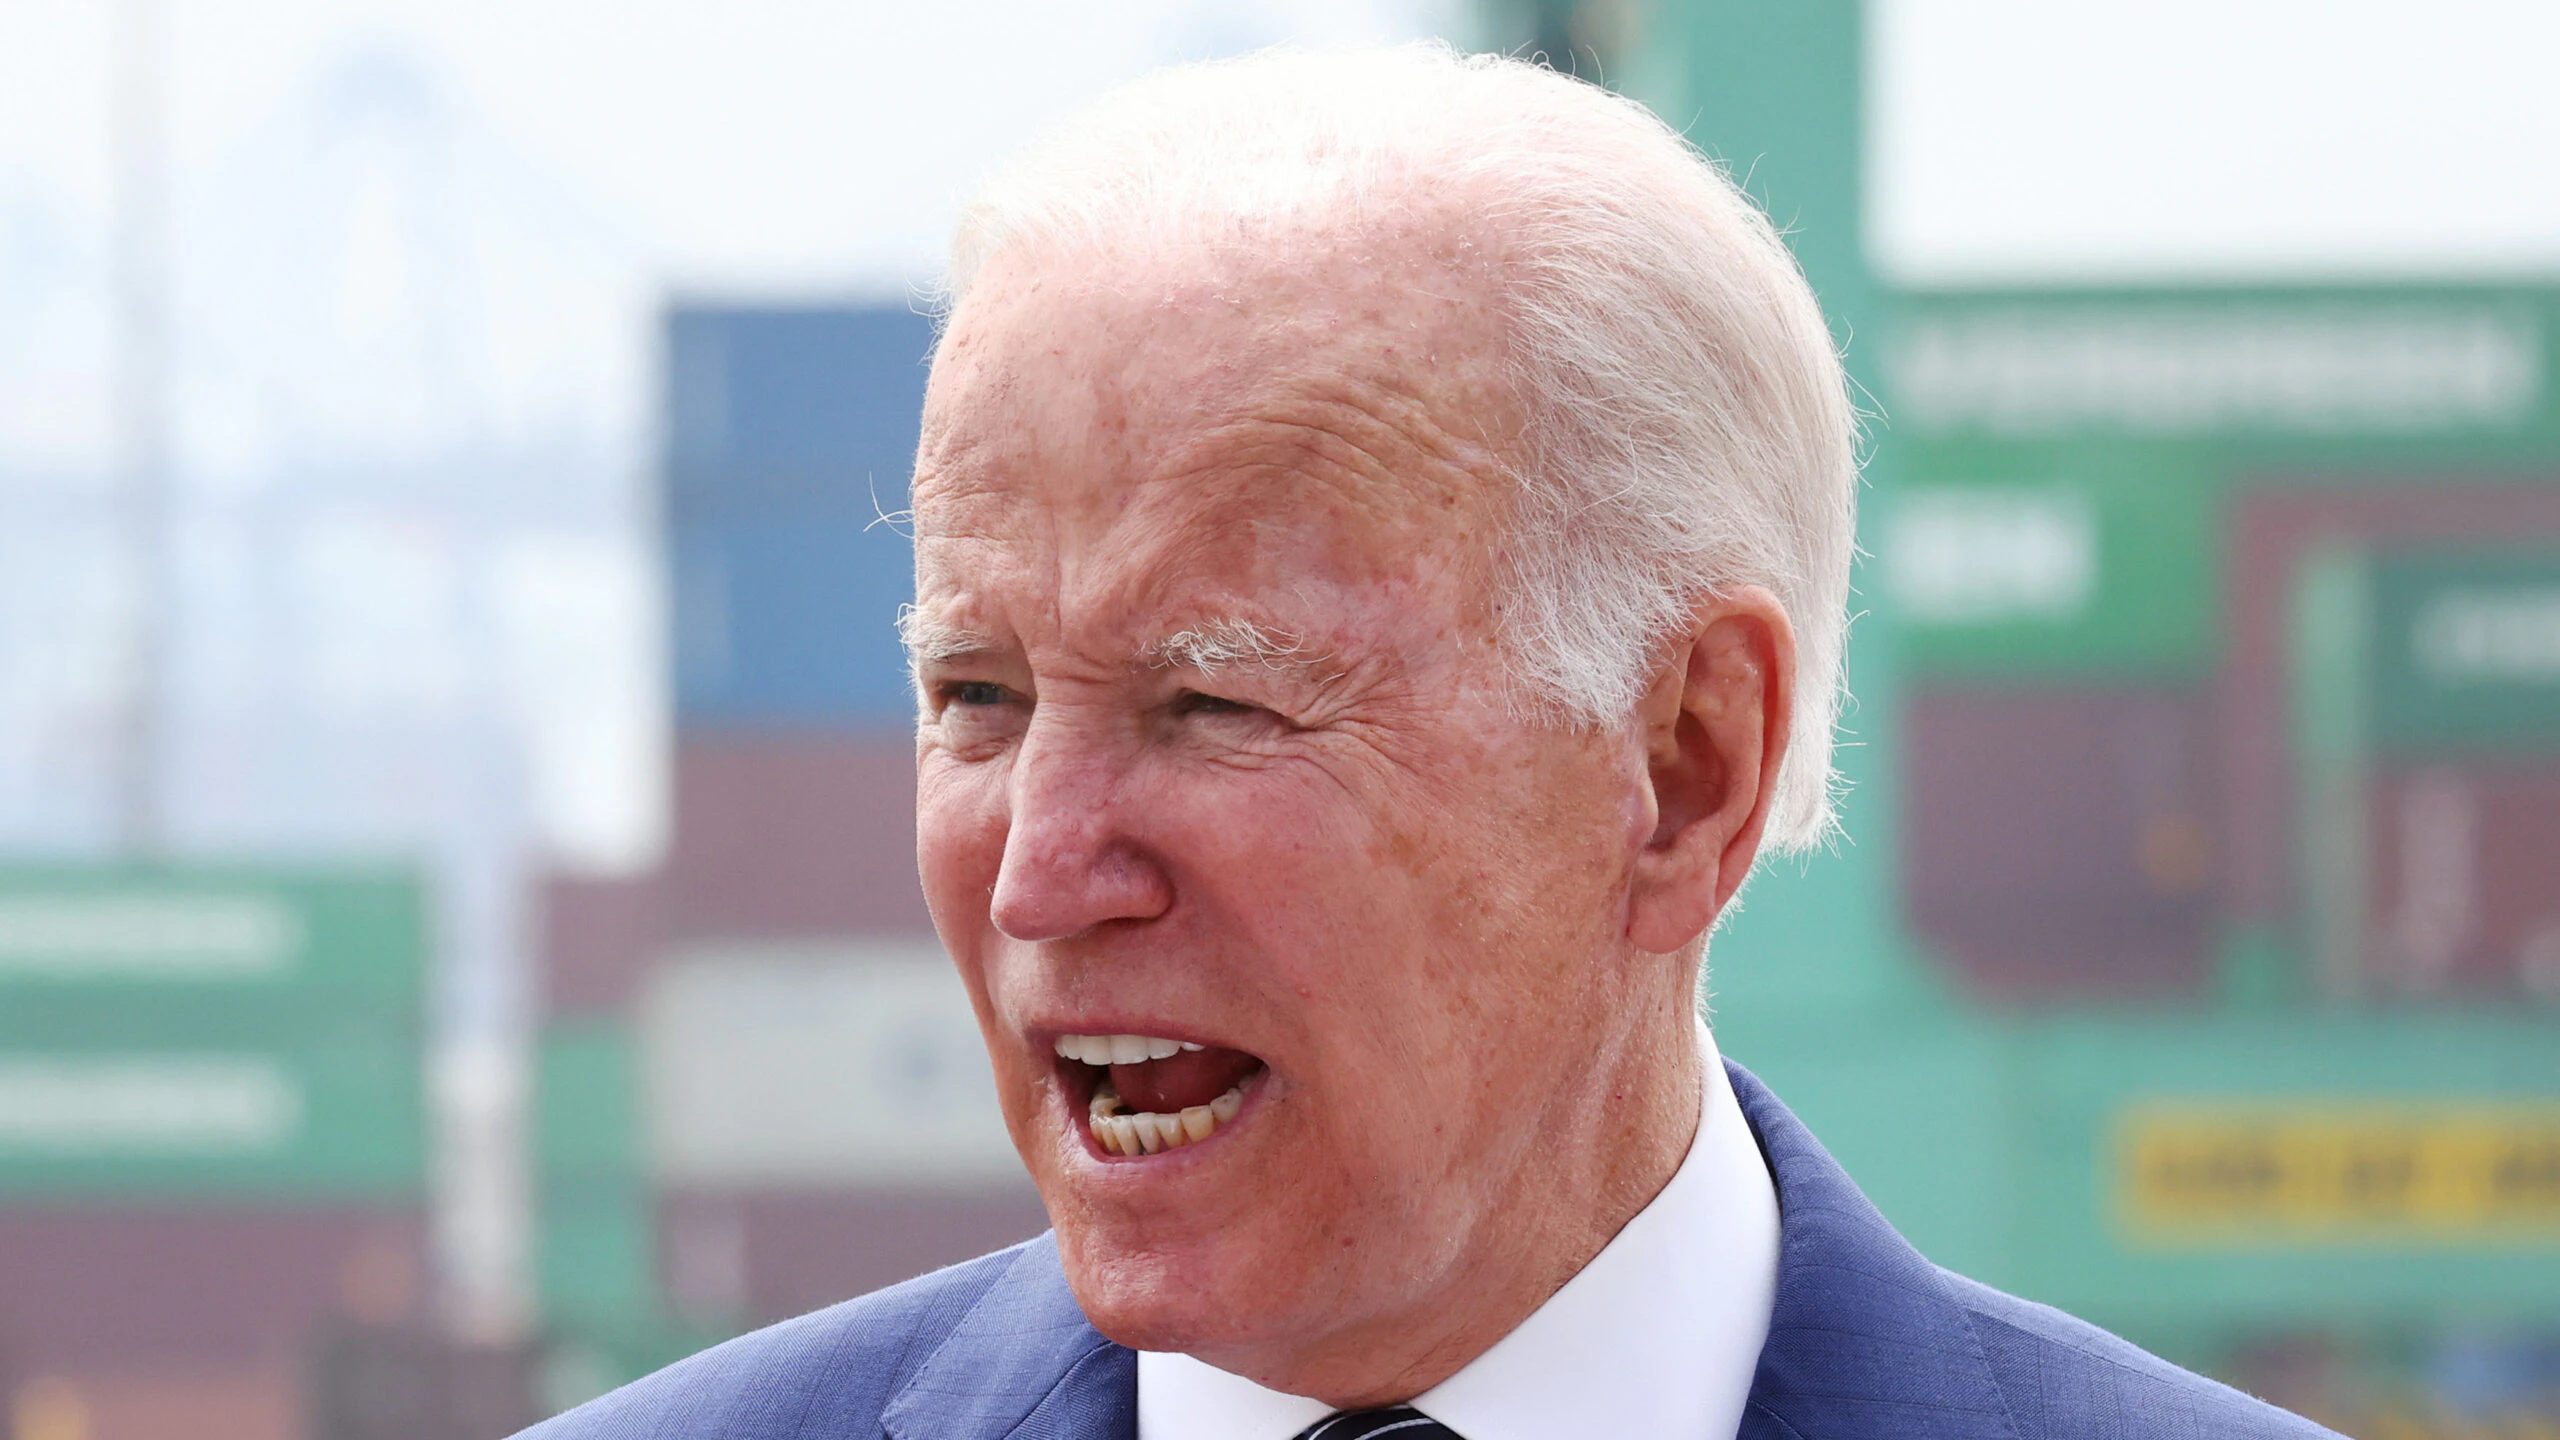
[947,681,1012,707]
[1172,690,1256,717]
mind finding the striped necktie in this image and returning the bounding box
[1292,1407,1462,1440]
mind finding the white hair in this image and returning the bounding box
[939,45,1859,852]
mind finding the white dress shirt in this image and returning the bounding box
[1138,1021,1780,1440]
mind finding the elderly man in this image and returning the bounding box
[532,46,2335,1440]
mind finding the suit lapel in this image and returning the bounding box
[1727,1062,2021,1440]
[881,1235,1135,1440]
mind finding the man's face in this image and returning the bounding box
[908,232,1657,1381]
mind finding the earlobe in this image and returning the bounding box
[1622,593,1793,955]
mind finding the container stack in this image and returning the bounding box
[1884,460,2224,1001]
[2278,510,2560,1002]
[1868,286,2560,1424]
[532,304,1045,1383]
[0,865,469,1437]
[1884,288,2560,1017]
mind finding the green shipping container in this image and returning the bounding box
[537,1176,657,1332]
[0,1030,425,1200]
[1884,444,2219,680]
[538,1024,643,1184]
[2368,547,2560,757]
[535,1024,657,1335]
[0,865,425,1024]
[0,865,428,1201]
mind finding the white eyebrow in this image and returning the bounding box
[900,608,1324,680]
[896,606,996,671]
[1143,618,1316,673]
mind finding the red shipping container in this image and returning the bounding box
[6,1359,300,1440]
[656,1183,1048,1329]
[1904,685,2220,1003]
[535,872,666,1020]
[0,1206,426,1374]
[2221,482,2560,925]
[666,734,932,940]
[306,1323,542,1440]
[2359,761,2560,1000]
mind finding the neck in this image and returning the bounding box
[1231,988,1707,1408]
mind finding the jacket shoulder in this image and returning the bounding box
[1935,1268,2344,1440]
[517,1242,1034,1440]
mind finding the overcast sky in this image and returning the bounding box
[5,0,2554,283]
[1873,0,2560,281]
[2,0,2557,476]
[0,0,1462,296]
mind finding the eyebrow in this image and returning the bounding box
[899,608,1323,677]
[896,607,997,671]
[1141,618,1319,674]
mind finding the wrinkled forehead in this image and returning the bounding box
[911,216,1521,559]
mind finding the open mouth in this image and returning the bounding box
[1052,1034,1267,1156]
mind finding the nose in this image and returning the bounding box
[986,716,1173,942]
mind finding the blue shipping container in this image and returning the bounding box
[673,515,916,728]
[666,304,937,729]
[666,305,937,474]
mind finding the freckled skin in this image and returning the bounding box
[910,213,1795,1406]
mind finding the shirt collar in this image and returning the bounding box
[1137,1020,1781,1440]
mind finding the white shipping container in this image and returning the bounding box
[642,943,1021,1187]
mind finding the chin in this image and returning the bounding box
[1050,1203,1312,1358]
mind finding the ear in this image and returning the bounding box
[1623,587,1796,955]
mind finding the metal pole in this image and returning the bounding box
[109,0,170,859]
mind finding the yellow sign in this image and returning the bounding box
[2120,1103,2560,1245]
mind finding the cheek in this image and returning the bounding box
[1143,764,1411,976]
[916,756,1009,916]
[1384,746,1633,1024]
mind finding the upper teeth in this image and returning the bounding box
[1053,1033,1205,1066]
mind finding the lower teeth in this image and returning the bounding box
[1088,1076,1251,1155]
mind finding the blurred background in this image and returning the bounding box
[0,0,2555,1435]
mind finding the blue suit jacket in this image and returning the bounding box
[526,1063,2339,1439]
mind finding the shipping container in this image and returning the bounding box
[307,1323,542,1440]
[0,865,426,1028]
[665,306,935,475]
[6,1359,301,1440]
[666,304,937,731]
[670,512,915,728]
[536,1025,642,1184]
[536,873,663,1021]
[1887,290,2557,446]
[2254,514,2560,999]
[656,1184,1047,1330]
[1996,1012,2560,1319]
[2365,547,2560,759]
[0,1207,425,1371]
[536,1176,657,1335]
[533,1024,656,1334]
[666,735,930,938]
[2218,1324,2560,1436]
[639,943,1014,1190]
[0,1031,426,1202]
[1883,445,2219,681]
[0,866,428,1206]
[2220,483,2560,926]
[2356,762,2560,1000]
[1902,684,2220,1002]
